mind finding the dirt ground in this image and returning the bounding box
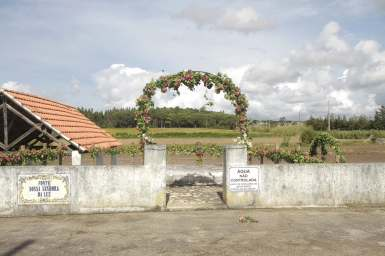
[341,143,385,163]
[118,138,385,165]
[1,208,385,255]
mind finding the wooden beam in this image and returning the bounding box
[3,100,7,146]
[5,104,67,148]
[7,127,36,150]
[0,142,6,150]
[27,134,48,148]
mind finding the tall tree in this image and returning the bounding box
[373,105,385,129]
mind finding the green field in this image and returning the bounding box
[105,126,385,140]
[105,125,309,139]
[105,128,240,139]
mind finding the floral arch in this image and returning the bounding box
[135,70,250,147]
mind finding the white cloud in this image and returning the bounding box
[319,22,350,52]
[221,65,251,85]
[154,85,233,113]
[94,64,233,112]
[177,6,273,34]
[219,21,384,119]
[94,65,163,108]
[1,81,31,93]
[329,89,354,109]
[95,64,233,112]
[95,21,385,120]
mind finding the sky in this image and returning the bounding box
[1,0,385,120]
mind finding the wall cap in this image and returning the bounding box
[224,144,247,150]
[144,144,166,151]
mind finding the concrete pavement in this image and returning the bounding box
[1,208,385,255]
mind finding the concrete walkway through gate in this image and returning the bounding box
[166,185,227,211]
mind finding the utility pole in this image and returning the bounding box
[327,100,331,131]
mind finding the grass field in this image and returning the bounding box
[106,126,385,140]
[105,125,309,139]
[105,128,240,139]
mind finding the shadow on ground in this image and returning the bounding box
[2,239,35,256]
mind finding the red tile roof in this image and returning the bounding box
[3,89,121,151]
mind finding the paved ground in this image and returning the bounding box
[166,186,226,210]
[1,208,385,255]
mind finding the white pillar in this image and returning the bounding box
[144,144,166,168]
[224,144,257,208]
[144,144,167,210]
[71,150,82,166]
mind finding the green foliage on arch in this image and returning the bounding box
[309,133,345,163]
[135,70,250,147]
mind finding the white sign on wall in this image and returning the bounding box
[229,167,260,192]
[18,174,70,205]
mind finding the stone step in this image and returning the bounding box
[166,185,227,211]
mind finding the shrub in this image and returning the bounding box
[309,133,345,162]
[300,127,317,144]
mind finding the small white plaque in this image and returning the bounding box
[229,167,259,192]
[18,174,70,205]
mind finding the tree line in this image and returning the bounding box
[306,105,385,130]
[78,107,237,129]
[79,105,385,130]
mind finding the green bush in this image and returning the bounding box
[300,127,317,144]
[309,133,345,162]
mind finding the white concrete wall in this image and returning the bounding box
[0,165,166,216]
[257,163,385,207]
[224,145,385,208]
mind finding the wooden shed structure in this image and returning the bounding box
[0,89,121,152]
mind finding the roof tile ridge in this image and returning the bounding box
[4,89,76,110]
